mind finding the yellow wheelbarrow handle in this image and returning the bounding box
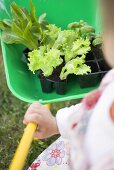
[9,104,51,170]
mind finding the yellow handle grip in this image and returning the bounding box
[9,104,50,170]
[9,123,37,170]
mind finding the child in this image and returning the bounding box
[24,0,114,169]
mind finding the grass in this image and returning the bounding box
[0,48,80,169]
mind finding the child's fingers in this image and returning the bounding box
[29,102,43,110]
[25,108,45,117]
[23,119,26,124]
[23,113,43,125]
[34,131,45,139]
[25,102,42,113]
[25,105,47,116]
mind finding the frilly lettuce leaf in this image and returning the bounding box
[71,38,91,55]
[64,38,91,62]
[53,30,78,51]
[42,24,61,48]
[28,48,63,77]
[60,55,91,80]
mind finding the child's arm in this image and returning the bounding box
[23,102,81,139]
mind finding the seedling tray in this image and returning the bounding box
[0,0,99,104]
[79,61,100,88]
[98,59,111,78]
[79,47,111,88]
[1,42,100,104]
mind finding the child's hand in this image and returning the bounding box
[23,103,59,139]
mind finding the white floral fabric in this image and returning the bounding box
[28,137,70,170]
[28,69,114,170]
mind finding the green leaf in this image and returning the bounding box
[12,22,23,37]
[0,20,12,30]
[28,48,63,76]
[23,21,38,49]
[0,1,45,50]
[75,64,91,75]
[39,13,48,29]
[68,20,87,29]
[0,21,6,30]
[39,13,46,24]
[30,0,37,22]
[11,2,29,21]
[22,8,31,20]
[92,35,103,46]
[43,24,61,47]
[71,38,91,55]
[3,19,12,27]
[24,21,32,36]
[80,26,95,35]
[1,30,24,44]
[60,55,91,80]
[2,30,35,49]
[53,30,78,56]
[31,25,41,39]
[10,2,23,21]
[63,38,91,62]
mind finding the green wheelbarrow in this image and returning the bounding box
[0,0,100,169]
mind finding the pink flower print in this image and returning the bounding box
[43,141,65,166]
[30,161,40,170]
[82,89,101,109]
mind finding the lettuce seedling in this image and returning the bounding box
[60,55,91,80]
[0,0,48,50]
[28,48,63,77]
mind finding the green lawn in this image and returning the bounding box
[0,48,80,170]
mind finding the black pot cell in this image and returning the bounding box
[79,61,100,88]
[54,80,67,95]
[86,51,95,61]
[38,70,53,93]
[39,78,53,93]
[22,48,31,63]
[98,59,111,78]
[98,59,111,71]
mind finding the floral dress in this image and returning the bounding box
[28,69,114,170]
[28,137,70,170]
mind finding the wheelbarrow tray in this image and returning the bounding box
[0,0,99,104]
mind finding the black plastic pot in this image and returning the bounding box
[54,80,67,95]
[38,70,67,95]
[22,48,31,63]
[39,77,67,95]
[38,70,53,93]
[98,59,111,78]
[79,61,100,88]
[39,78,53,93]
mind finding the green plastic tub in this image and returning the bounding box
[0,0,100,104]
